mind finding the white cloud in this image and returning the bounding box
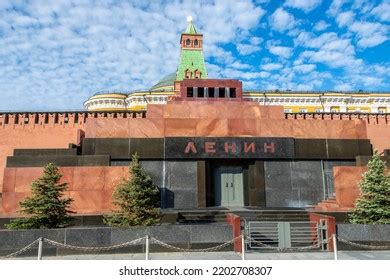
[249,36,263,45]
[261,63,284,71]
[285,0,322,12]
[334,83,353,91]
[327,0,348,16]
[351,0,375,14]
[371,2,390,22]
[295,32,349,50]
[314,20,330,31]
[230,61,252,70]
[360,76,382,86]
[293,64,316,73]
[302,50,363,68]
[336,11,355,27]
[295,31,363,69]
[268,45,293,58]
[349,21,388,48]
[259,71,271,78]
[269,8,296,32]
[205,44,235,64]
[236,43,261,55]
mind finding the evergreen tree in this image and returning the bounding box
[104,154,161,227]
[349,151,390,224]
[6,163,74,229]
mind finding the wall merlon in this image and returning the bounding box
[285,112,390,124]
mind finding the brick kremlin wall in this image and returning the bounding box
[0,112,142,194]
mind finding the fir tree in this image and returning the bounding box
[6,163,74,229]
[349,151,390,224]
[104,154,161,227]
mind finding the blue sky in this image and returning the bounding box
[0,0,389,111]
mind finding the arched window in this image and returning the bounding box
[194,69,201,79]
[194,39,198,46]
[186,39,191,46]
[185,69,192,79]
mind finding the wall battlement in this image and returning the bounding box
[0,111,146,128]
[1,111,388,129]
[286,113,390,125]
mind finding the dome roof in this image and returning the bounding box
[150,73,176,91]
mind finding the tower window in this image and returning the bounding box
[198,87,204,98]
[185,69,192,79]
[187,87,194,98]
[186,39,191,46]
[194,39,198,46]
[208,87,215,98]
[219,88,225,98]
[194,69,201,79]
[229,88,236,98]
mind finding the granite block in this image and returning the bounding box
[139,161,164,188]
[14,148,77,156]
[337,224,390,241]
[357,139,372,156]
[264,161,293,207]
[291,161,324,207]
[128,119,165,138]
[130,138,164,158]
[147,225,190,244]
[7,155,78,167]
[196,119,229,137]
[188,224,232,243]
[111,227,149,244]
[164,161,198,209]
[265,160,326,207]
[77,155,110,166]
[81,138,95,155]
[0,229,65,250]
[326,139,359,159]
[65,227,111,246]
[294,139,327,159]
[322,160,356,197]
[94,138,130,158]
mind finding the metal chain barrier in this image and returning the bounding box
[150,235,243,253]
[337,237,390,250]
[2,234,389,259]
[1,239,40,259]
[43,236,146,252]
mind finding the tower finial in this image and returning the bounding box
[187,15,193,22]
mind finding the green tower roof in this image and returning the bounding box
[176,50,207,81]
[176,20,207,81]
[185,21,197,34]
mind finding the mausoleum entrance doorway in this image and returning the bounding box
[213,166,244,207]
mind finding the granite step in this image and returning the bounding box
[176,209,311,223]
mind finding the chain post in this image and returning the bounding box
[145,235,150,260]
[332,234,338,260]
[241,234,246,260]
[37,238,43,260]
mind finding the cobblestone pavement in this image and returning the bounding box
[6,250,390,260]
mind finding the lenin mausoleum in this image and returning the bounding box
[0,20,389,220]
